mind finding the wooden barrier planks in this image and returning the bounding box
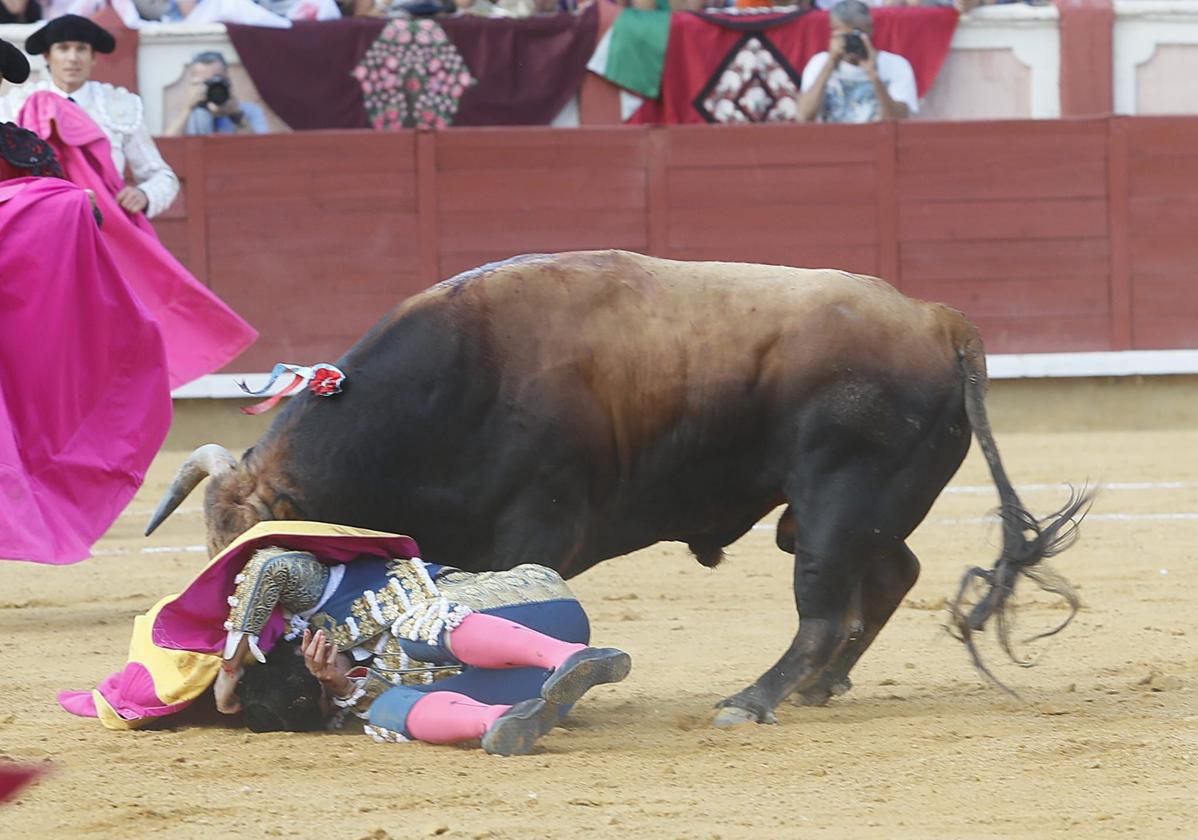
[896,120,1112,353]
[200,132,421,369]
[434,127,649,280]
[152,138,191,274]
[661,124,882,275]
[139,119,1198,373]
[1126,117,1198,350]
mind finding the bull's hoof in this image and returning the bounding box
[792,676,853,707]
[793,688,832,707]
[712,692,778,727]
[713,706,763,728]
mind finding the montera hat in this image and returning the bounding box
[1,38,30,84]
[25,15,116,56]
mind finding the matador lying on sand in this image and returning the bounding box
[61,522,630,755]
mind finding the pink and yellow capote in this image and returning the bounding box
[58,521,420,730]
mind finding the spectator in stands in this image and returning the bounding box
[337,0,447,15]
[0,0,41,22]
[0,14,179,217]
[453,0,556,15]
[451,0,569,14]
[254,0,341,19]
[163,51,268,136]
[119,0,340,26]
[797,0,917,123]
[454,0,510,15]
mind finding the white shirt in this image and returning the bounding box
[0,78,180,218]
[800,50,919,124]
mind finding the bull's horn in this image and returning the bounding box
[144,444,237,536]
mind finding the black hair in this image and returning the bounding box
[237,638,326,733]
[191,50,228,69]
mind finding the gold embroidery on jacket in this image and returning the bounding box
[307,561,576,687]
[225,548,329,636]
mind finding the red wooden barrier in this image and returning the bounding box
[897,119,1112,352]
[1126,118,1198,350]
[153,118,1198,371]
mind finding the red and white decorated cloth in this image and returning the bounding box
[631,7,958,125]
[238,363,346,415]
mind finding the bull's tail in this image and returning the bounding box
[950,335,1094,697]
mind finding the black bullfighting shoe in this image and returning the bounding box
[481,698,558,757]
[541,647,632,707]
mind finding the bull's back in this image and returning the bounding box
[421,251,961,407]
[416,253,963,550]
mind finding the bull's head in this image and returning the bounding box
[144,443,267,556]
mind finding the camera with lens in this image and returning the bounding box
[842,30,867,61]
[204,75,232,107]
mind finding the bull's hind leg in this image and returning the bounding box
[793,544,920,706]
[714,467,900,726]
[714,430,957,727]
[724,379,971,722]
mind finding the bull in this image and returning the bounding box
[147,250,1090,726]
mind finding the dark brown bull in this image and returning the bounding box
[147,250,1090,725]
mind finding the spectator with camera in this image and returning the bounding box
[797,0,918,123]
[164,51,268,136]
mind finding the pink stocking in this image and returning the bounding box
[405,691,510,744]
[447,613,587,670]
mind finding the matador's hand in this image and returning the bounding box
[214,664,243,714]
[302,629,351,697]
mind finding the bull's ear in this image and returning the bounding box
[269,493,304,521]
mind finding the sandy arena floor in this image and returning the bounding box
[1,429,1196,839]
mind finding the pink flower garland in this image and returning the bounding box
[354,19,476,131]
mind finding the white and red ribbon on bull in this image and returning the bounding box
[237,363,346,416]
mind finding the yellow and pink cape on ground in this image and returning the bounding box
[58,521,420,730]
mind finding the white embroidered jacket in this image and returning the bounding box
[0,79,180,218]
